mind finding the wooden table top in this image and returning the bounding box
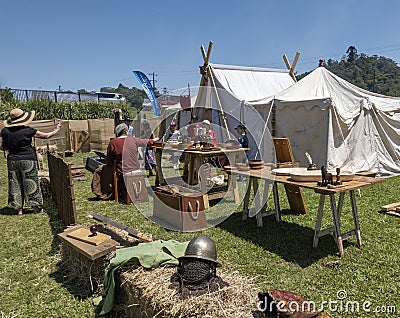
[154,145,248,155]
[227,166,384,194]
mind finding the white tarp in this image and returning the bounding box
[195,63,295,160]
[269,67,400,176]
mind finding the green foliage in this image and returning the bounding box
[298,48,400,96]
[0,98,136,121]
[0,88,19,119]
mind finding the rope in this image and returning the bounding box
[254,99,275,160]
[208,66,231,140]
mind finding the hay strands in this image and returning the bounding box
[88,212,154,242]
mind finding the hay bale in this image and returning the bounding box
[59,224,142,296]
[116,266,260,317]
[59,242,114,296]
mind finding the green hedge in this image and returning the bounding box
[0,88,136,120]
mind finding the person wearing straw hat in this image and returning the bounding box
[0,108,62,215]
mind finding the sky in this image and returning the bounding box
[2,0,400,95]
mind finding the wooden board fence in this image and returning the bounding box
[47,152,77,226]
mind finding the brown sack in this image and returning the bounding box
[91,165,114,200]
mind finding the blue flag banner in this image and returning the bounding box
[133,70,160,116]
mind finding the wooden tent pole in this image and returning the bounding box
[283,52,300,82]
[199,41,213,86]
[198,41,232,140]
[209,68,231,140]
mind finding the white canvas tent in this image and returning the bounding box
[195,63,295,160]
[267,66,400,177]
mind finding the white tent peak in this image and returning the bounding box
[276,67,400,114]
[269,67,400,176]
[208,63,295,103]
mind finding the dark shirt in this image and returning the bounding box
[1,126,37,161]
[238,134,249,149]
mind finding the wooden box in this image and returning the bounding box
[124,173,149,203]
[153,185,207,232]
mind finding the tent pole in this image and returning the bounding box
[283,52,300,82]
[209,67,231,140]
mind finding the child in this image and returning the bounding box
[235,124,249,181]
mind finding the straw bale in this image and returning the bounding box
[59,224,141,296]
[59,241,114,296]
[115,266,261,317]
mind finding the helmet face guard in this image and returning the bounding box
[178,257,217,284]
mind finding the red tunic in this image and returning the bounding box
[106,136,153,177]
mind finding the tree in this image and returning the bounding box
[346,46,358,62]
[298,49,400,96]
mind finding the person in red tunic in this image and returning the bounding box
[106,123,158,176]
[202,119,218,146]
[106,123,157,199]
[187,115,201,140]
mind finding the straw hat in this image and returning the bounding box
[4,108,35,127]
[202,119,211,126]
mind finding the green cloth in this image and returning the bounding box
[95,239,189,315]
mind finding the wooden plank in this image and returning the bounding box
[58,226,119,260]
[272,137,307,214]
[284,184,307,214]
[381,202,400,211]
[273,138,296,163]
[356,171,377,177]
[88,212,153,242]
[387,210,400,217]
[67,227,111,246]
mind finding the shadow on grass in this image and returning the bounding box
[42,200,69,255]
[0,207,18,215]
[217,211,354,268]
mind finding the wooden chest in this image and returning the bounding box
[153,185,207,232]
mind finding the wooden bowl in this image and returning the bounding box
[248,160,264,170]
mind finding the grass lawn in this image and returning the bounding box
[0,153,399,317]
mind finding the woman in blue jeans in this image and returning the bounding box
[0,108,62,215]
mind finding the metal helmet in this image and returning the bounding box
[180,235,220,266]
